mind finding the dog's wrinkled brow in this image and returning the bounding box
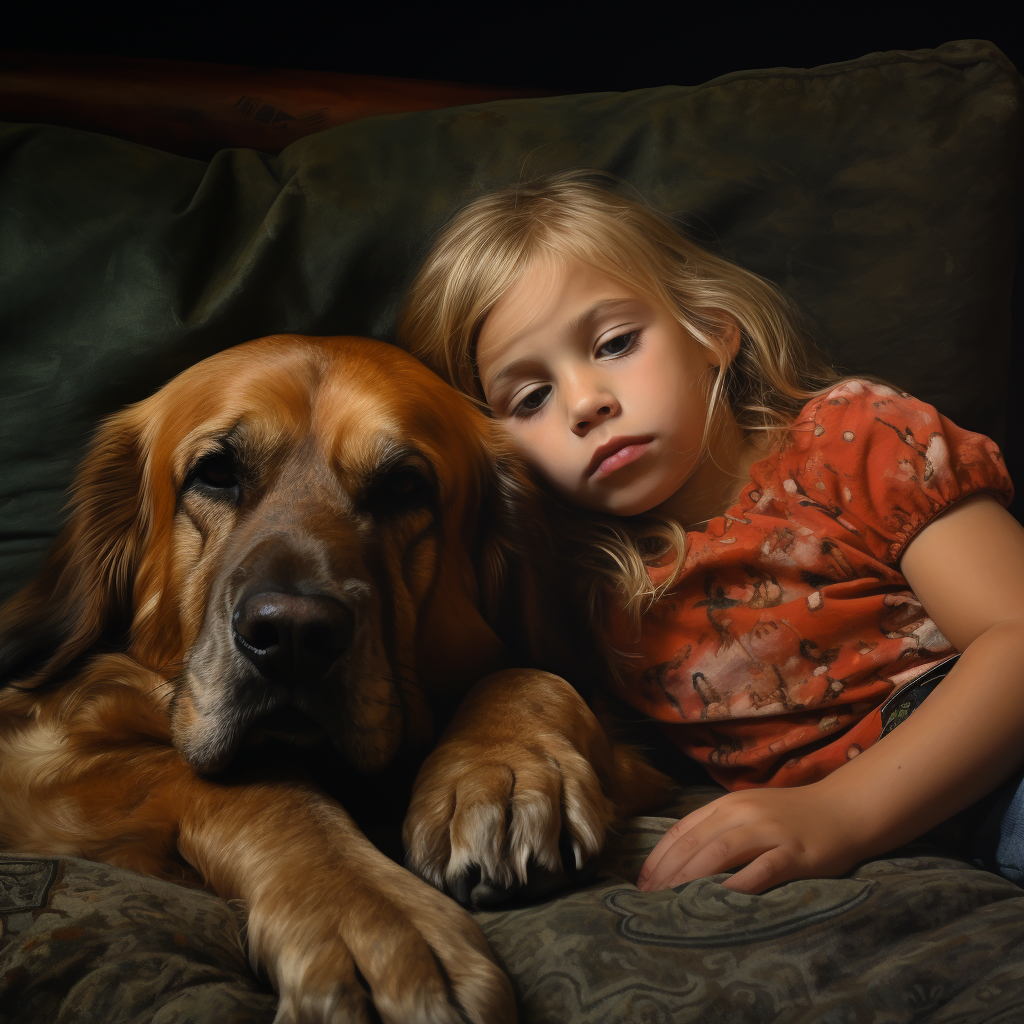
[173,418,290,490]
[355,439,436,492]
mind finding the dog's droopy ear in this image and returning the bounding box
[413,420,571,708]
[472,424,605,697]
[0,408,149,689]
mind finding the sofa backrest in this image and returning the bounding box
[0,39,1020,600]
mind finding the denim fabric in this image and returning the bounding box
[969,769,1024,886]
[887,659,1024,887]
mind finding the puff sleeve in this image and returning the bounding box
[782,381,1014,565]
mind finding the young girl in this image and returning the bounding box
[397,170,1024,896]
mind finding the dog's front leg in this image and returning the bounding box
[178,777,515,1024]
[403,669,674,907]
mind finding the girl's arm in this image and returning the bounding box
[638,492,1024,894]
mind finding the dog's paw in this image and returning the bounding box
[250,851,515,1024]
[404,729,615,908]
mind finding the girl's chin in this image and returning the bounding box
[555,469,679,517]
[579,486,669,518]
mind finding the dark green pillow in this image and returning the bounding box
[0,39,1020,602]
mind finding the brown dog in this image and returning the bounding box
[0,336,670,1023]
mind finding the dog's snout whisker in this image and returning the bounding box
[232,591,355,686]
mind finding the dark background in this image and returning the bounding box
[8,4,1021,95]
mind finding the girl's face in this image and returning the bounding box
[476,257,725,517]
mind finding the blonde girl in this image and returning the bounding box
[398,170,1024,895]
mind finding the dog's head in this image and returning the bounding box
[0,336,548,774]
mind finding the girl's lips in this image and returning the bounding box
[592,439,653,480]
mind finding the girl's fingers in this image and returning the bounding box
[641,823,773,892]
[637,802,719,886]
[720,848,797,894]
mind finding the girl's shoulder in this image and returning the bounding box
[760,378,1013,564]
[790,378,917,443]
[782,378,1000,466]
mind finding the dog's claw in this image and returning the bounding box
[406,714,616,908]
[449,865,480,907]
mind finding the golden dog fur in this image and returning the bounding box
[0,336,670,1023]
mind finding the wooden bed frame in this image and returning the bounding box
[0,49,550,159]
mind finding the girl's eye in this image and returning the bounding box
[511,385,551,418]
[597,330,638,358]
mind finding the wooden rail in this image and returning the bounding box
[0,50,551,159]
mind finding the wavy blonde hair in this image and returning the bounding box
[398,170,841,648]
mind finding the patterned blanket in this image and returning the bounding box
[3,788,1022,1023]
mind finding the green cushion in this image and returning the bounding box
[6,814,1024,1024]
[0,38,1020,602]
[0,852,275,1022]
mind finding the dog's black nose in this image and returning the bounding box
[232,592,355,685]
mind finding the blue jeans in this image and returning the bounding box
[880,656,1024,886]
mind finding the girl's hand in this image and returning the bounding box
[636,783,866,895]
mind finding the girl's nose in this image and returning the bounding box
[569,387,620,436]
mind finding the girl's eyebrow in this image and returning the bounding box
[565,297,643,337]
[487,358,545,399]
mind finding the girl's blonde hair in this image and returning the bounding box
[398,170,842,650]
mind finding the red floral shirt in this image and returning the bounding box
[605,382,1013,790]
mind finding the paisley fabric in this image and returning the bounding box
[5,796,1024,1024]
[0,853,276,1023]
[481,819,1024,1023]
[606,382,1012,790]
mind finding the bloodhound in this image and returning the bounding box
[0,336,671,1023]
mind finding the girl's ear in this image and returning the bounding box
[702,309,742,366]
[0,408,149,689]
[721,316,742,362]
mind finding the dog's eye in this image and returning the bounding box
[365,467,433,515]
[387,470,418,495]
[190,451,239,493]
